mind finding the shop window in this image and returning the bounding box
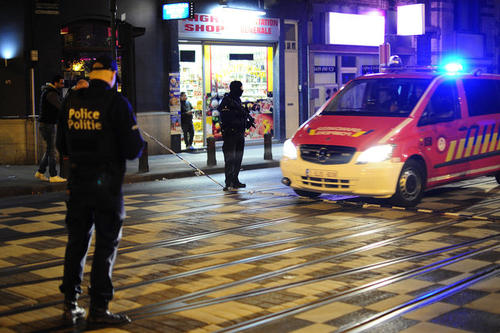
[341,56,356,67]
[284,23,296,41]
[229,54,254,61]
[180,50,195,62]
[463,79,500,116]
[285,23,297,51]
[418,81,460,126]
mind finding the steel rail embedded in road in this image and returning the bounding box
[213,244,500,333]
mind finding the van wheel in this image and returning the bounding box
[293,189,321,198]
[390,160,425,207]
[495,171,500,184]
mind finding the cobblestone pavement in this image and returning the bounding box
[0,175,498,332]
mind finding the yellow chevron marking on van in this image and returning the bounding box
[473,135,482,155]
[352,131,366,137]
[445,140,457,162]
[455,138,466,159]
[481,134,491,154]
[464,136,475,157]
[489,132,498,152]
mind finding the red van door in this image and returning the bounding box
[415,79,467,187]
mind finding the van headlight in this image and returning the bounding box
[356,144,395,164]
[283,139,297,159]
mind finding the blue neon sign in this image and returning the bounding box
[162,2,193,20]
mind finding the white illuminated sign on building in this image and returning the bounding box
[328,12,385,46]
[178,13,280,42]
[397,4,425,35]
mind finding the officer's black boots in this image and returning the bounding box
[62,297,86,325]
[87,305,131,326]
[234,181,246,188]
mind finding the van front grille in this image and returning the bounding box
[300,145,356,164]
[301,176,350,189]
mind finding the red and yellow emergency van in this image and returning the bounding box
[280,68,500,206]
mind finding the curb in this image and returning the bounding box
[0,161,280,198]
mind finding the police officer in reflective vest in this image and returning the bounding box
[218,81,255,191]
[56,55,144,325]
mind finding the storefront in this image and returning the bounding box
[309,11,385,115]
[175,13,279,149]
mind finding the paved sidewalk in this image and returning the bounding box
[0,143,283,198]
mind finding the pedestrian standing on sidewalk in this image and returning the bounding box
[56,55,144,326]
[180,92,195,150]
[218,80,254,191]
[34,74,67,183]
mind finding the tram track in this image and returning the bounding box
[339,267,499,332]
[1,210,495,318]
[0,201,414,286]
[213,244,500,333]
[0,179,498,326]
[0,198,336,277]
[0,191,459,280]
[0,190,297,243]
[125,236,499,321]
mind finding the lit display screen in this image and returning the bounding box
[397,4,425,35]
[328,12,385,46]
[162,2,193,20]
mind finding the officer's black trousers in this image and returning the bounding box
[222,133,245,187]
[60,192,124,307]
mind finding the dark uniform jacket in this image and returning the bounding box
[56,79,144,195]
[218,93,247,136]
[39,84,62,124]
[180,100,193,125]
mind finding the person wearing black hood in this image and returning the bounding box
[218,80,254,191]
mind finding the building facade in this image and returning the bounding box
[0,0,499,164]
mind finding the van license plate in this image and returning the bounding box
[306,169,338,178]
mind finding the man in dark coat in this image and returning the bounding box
[35,74,67,183]
[180,92,195,150]
[57,55,144,326]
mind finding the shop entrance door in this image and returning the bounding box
[284,20,299,138]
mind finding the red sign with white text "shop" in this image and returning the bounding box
[178,13,280,41]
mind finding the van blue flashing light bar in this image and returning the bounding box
[444,62,463,73]
[441,56,465,74]
[162,2,194,20]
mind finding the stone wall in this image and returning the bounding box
[136,112,172,155]
[0,119,42,165]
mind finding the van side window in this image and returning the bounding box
[418,80,459,126]
[463,79,500,116]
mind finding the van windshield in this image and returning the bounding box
[322,78,432,117]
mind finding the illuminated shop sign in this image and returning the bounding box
[178,13,279,41]
[314,66,336,73]
[328,12,385,46]
[162,2,193,20]
[397,4,425,35]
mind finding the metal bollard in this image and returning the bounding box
[207,136,217,166]
[139,141,149,173]
[264,132,273,160]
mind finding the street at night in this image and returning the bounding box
[0,168,498,332]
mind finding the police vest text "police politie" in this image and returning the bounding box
[68,108,102,130]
